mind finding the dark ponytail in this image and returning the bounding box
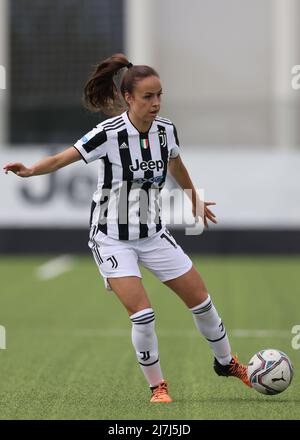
[83,53,129,115]
[83,53,159,116]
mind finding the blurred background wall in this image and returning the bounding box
[1,0,300,253]
[9,0,124,143]
[126,0,300,148]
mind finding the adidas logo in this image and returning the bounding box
[119,142,129,149]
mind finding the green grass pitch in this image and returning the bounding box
[0,255,299,420]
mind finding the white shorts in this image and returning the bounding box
[88,226,193,291]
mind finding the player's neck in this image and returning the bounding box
[127,111,152,134]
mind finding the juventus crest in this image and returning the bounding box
[158,128,168,148]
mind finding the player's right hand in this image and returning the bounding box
[3,162,33,177]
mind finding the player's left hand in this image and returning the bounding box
[193,201,217,228]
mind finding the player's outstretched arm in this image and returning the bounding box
[3,146,81,178]
[168,155,217,228]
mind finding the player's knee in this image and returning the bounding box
[127,302,151,316]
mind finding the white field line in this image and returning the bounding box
[231,329,290,338]
[36,255,74,280]
[72,329,291,338]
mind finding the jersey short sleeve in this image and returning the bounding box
[169,124,180,159]
[74,125,108,163]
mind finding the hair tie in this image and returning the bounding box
[126,62,133,69]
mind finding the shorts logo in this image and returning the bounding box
[129,159,164,172]
[107,255,118,268]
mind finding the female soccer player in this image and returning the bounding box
[3,53,250,403]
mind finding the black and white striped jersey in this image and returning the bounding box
[74,111,180,240]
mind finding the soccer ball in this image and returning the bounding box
[247,349,293,395]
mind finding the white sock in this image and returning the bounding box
[190,295,232,365]
[130,308,164,387]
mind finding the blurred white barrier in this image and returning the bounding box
[0,147,300,228]
[0,325,6,349]
[0,0,8,144]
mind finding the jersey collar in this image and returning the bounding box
[122,111,157,136]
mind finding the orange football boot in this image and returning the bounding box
[214,355,252,387]
[150,380,173,403]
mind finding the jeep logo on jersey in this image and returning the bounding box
[129,159,164,172]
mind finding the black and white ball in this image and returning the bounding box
[247,349,293,395]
